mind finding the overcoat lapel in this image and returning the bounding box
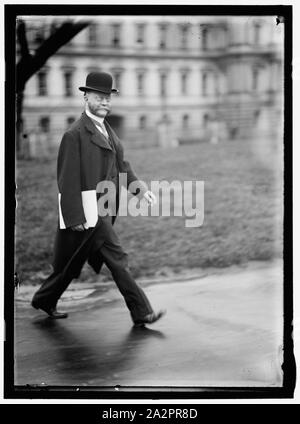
[105,122,118,150]
[81,112,112,151]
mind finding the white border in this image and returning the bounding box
[0,0,298,405]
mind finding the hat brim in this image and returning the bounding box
[79,86,119,94]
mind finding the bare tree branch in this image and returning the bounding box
[16,19,90,92]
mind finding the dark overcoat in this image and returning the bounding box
[52,111,147,279]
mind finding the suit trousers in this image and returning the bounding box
[32,216,153,322]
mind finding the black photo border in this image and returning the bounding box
[4,3,295,400]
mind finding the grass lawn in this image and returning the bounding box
[15,138,283,284]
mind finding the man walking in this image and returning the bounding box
[31,72,166,327]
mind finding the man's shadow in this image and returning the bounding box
[31,316,166,386]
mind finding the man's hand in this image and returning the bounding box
[143,190,157,206]
[70,223,86,231]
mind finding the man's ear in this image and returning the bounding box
[83,92,88,101]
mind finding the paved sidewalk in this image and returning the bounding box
[14,260,283,388]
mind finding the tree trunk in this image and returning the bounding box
[16,91,24,158]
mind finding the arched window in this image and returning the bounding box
[139,115,147,130]
[37,71,48,96]
[137,72,145,96]
[111,69,123,94]
[158,23,168,49]
[214,73,219,95]
[253,22,261,45]
[201,27,208,50]
[179,24,189,49]
[136,23,145,44]
[202,71,208,96]
[182,114,189,129]
[88,23,98,46]
[39,116,50,133]
[111,23,121,47]
[253,109,260,124]
[64,70,73,97]
[252,68,259,91]
[181,72,188,95]
[203,113,210,128]
[160,73,167,97]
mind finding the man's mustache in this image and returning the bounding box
[96,106,110,111]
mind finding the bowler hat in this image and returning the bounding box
[79,72,119,94]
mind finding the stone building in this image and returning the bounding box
[20,15,284,154]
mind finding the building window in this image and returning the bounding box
[136,23,145,44]
[253,22,261,45]
[39,116,50,133]
[67,116,75,128]
[111,23,121,47]
[64,71,73,97]
[37,71,48,96]
[112,70,122,93]
[252,68,259,91]
[159,23,168,49]
[88,23,98,46]
[180,24,189,49]
[137,73,145,96]
[254,109,260,124]
[214,73,219,95]
[203,113,210,128]
[160,73,167,97]
[202,71,208,96]
[139,115,147,130]
[201,27,208,50]
[182,114,189,129]
[181,72,188,95]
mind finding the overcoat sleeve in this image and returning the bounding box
[117,142,148,197]
[57,131,86,228]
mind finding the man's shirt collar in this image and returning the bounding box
[85,107,105,126]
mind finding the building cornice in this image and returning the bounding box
[54,46,280,61]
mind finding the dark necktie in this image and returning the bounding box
[98,121,109,139]
[90,117,108,137]
[90,117,114,149]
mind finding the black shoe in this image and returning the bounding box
[134,310,166,327]
[31,301,68,319]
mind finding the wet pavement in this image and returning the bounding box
[14,260,283,388]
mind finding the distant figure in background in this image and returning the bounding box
[31,72,166,326]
